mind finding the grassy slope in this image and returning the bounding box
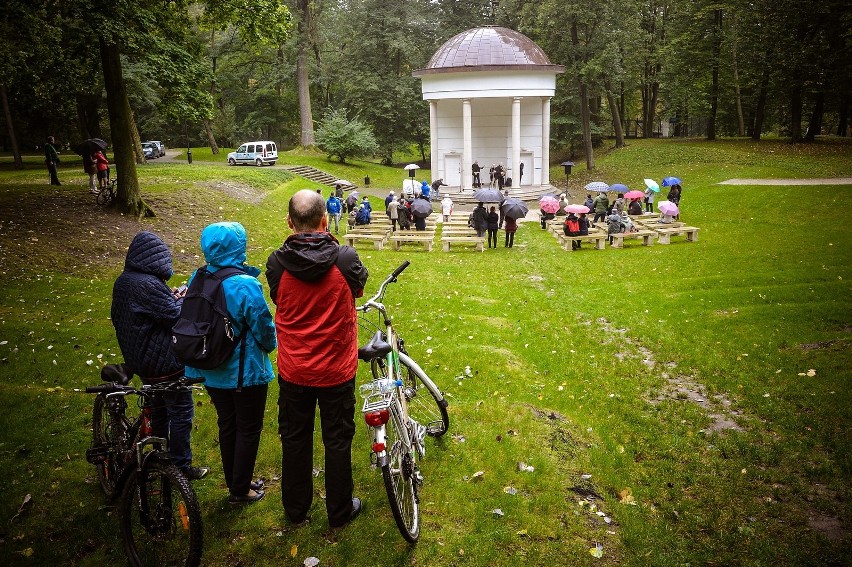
[0,139,849,566]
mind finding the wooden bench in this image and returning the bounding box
[610,230,657,248]
[389,231,435,251]
[344,232,387,249]
[441,236,485,252]
[653,226,700,244]
[558,233,607,250]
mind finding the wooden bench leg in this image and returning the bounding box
[425,242,433,252]
[373,239,384,250]
[475,241,484,252]
[394,240,402,251]
[594,238,606,250]
[643,235,654,246]
[443,241,451,252]
[658,233,671,244]
[611,237,623,248]
[686,231,698,242]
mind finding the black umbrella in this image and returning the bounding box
[410,198,433,218]
[501,198,529,220]
[73,138,107,157]
[472,188,504,203]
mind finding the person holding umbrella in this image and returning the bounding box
[666,183,682,220]
[471,202,488,237]
[592,191,609,224]
[485,206,499,249]
[44,136,61,186]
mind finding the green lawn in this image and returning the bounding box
[0,138,849,566]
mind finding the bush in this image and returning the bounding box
[314,108,379,163]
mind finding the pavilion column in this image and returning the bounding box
[462,98,472,190]
[511,96,521,189]
[429,100,438,178]
[541,97,551,186]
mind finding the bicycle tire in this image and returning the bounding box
[92,394,130,499]
[381,404,420,543]
[374,353,449,437]
[96,187,112,206]
[119,460,203,567]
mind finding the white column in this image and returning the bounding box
[462,98,472,190]
[511,97,521,189]
[429,101,438,179]
[541,97,551,186]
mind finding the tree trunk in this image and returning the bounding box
[707,9,723,141]
[296,0,314,147]
[129,112,145,164]
[789,82,804,142]
[838,90,849,136]
[99,37,149,217]
[572,20,594,170]
[752,62,770,141]
[203,118,219,154]
[731,16,745,136]
[75,94,101,140]
[0,84,23,169]
[206,31,220,154]
[804,91,824,141]
[605,82,624,148]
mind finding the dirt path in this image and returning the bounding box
[718,177,852,185]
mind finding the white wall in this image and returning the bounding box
[420,71,558,100]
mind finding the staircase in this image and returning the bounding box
[281,165,356,189]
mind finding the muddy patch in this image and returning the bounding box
[807,513,847,542]
[196,180,267,204]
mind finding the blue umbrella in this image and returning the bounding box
[662,176,682,187]
[609,183,629,193]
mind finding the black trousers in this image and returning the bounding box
[278,377,356,526]
[487,229,498,248]
[505,232,514,247]
[593,212,606,224]
[206,383,268,496]
[47,161,60,185]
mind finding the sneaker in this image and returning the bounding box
[330,497,362,528]
[228,489,265,504]
[183,466,209,481]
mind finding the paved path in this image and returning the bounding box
[718,178,852,185]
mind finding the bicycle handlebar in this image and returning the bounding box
[360,261,411,312]
[391,260,410,280]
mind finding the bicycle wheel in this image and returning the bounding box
[119,460,203,567]
[381,404,420,543]
[92,394,130,499]
[96,186,112,206]
[398,353,449,437]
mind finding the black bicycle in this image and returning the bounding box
[96,178,117,206]
[85,364,204,567]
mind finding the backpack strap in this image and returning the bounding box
[203,265,248,387]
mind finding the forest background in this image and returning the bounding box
[2,0,850,192]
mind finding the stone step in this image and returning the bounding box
[282,165,357,189]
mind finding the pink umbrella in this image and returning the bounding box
[564,204,590,214]
[657,200,679,216]
[624,190,645,200]
[540,196,560,214]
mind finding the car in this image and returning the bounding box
[227,141,277,166]
[143,140,166,157]
[141,142,156,159]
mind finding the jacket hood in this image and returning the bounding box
[201,222,248,268]
[124,231,173,280]
[268,231,339,283]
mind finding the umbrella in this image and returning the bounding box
[540,196,560,214]
[334,179,355,187]
[609,183,629,193]
[662,176,682,187]
[538,193,558,201]
[410,198,433,218]
[501,198,529,220]
[625,190,645,200]
[472,188,504,202]
[644,178,660,192]
[585,181,609,193]
[657,200,679,216]
[564,204,590,214]
[404,163,420,178]
[73,138,107,156]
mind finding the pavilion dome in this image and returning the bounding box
[414,26,563,76]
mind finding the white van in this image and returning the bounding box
[227,141,277,166]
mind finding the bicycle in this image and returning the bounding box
[85,363,204,567]
[96,178,117,206]
[356,261,450,543]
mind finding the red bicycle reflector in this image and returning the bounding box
[372,442,385,453]
[364,409,389,426]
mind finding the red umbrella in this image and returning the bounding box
[624,190,645,200]
[564,204,590,214]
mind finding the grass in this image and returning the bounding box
[0,138,850,566]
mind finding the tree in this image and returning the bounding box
[314,107,378,162]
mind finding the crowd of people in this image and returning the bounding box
[110,190,368,528]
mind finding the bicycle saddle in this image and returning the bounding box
[100,363,133,386]
[358,331,392,361]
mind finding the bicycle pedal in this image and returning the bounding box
[85,446,109,464]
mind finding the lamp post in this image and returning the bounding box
[560,161,574,197]
[185,120,192,164]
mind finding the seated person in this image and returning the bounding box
[607,210,623,244]
[628,199,643,216]
[620,211,637,233]
[564,213,581,250]
[578,213,590,236]
[658,213,674,224]
[355,204,371,225]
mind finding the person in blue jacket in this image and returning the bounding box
[420,180,431,201]
[326,191,342,234]
[185,222,277,504]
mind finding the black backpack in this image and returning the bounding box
[172,266,246,376]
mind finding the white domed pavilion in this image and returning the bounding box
[413,26,564,193]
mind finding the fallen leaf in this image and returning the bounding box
[619,488,636,505]
[303,557,320,567]
[19,548,34,558]
[516,529,528,536]
[503,486,518,495]
[806,369,816,377]
[291,545,298,558]
[471,471,485,481]
[492,508,504,517]
[589,543,604,558]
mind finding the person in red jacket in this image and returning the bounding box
[94,150,109,190]
[266,189,368,529]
